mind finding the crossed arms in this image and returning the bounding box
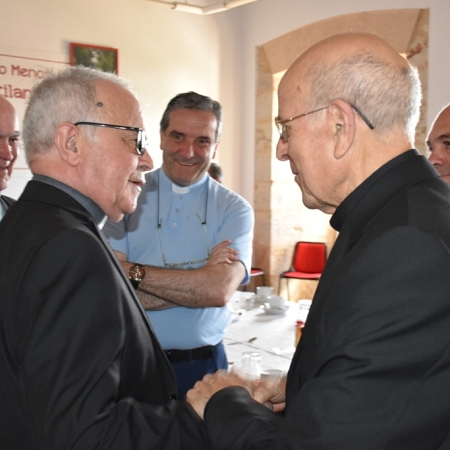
[115,239,246,310]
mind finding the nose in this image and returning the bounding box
[178,141,195,159]
[276,137,289,161]
[428,149,443,167]
[0,137,14,162]
[139,149,154,172]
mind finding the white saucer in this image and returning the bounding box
[260,304,289,315]
[252,294,273,304]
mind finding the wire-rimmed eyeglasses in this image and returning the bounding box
[157,214,211,268]
[274,103,374,144]
[74,122,148,155]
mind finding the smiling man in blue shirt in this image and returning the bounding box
[104,92,254,398]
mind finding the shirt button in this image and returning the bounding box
[171,223,177,228]
[175,208,180,213]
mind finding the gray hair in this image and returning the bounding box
[160,91,222,142]
[304,51,421,143]
[23,66,134,163]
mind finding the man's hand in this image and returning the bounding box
[186,370,256,419]
[253,374,287,412]
[205,240,239,266]
[186,371,288,419]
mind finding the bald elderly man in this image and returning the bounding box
[187,33,450,449]
[427,104,450,183]
[0,95,20,221]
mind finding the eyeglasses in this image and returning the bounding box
[157,214,211,268]
[74,122,148,155]
[274,103,374,143]
[156,175,211,268]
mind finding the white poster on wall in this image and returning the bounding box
[0,46,68,197]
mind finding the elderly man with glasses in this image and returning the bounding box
[104,91,254,399]
[187,33,450,450]
[0,67,213,449]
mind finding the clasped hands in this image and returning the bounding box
[186,369,287,419]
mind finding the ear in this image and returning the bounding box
[211,141,219,160]
[54,122,83,166]
[159,129,165,151]
[327,99,356,160]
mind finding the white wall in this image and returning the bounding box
[2,0,450,206]
[2,0,222,198]
[227,0,450,204]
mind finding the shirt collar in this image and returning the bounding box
[32,174,107,228]
[330,149,418,232]
[160,167,209,194]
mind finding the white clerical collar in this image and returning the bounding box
[172,183,190,194]
[160,166,208,193]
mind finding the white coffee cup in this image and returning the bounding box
[268,295,285,308]
[257,286,274,298]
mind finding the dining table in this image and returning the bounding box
[224,292,311,375]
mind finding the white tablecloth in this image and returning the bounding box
[224,293,311,373]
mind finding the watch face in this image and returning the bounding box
[130,264,145,280]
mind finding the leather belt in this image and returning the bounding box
[165,344,217,363]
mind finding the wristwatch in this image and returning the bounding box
[128,264,145,289]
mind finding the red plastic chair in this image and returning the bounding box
[278,241,327,299]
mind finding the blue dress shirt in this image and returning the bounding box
[103,168,254,349]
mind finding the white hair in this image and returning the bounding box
[304,50,422,143]
[23,66,134,163]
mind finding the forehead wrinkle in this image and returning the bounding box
[0,129,20,136]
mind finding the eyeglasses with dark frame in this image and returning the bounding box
[274,103,374,144]
[74,122,148,155]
